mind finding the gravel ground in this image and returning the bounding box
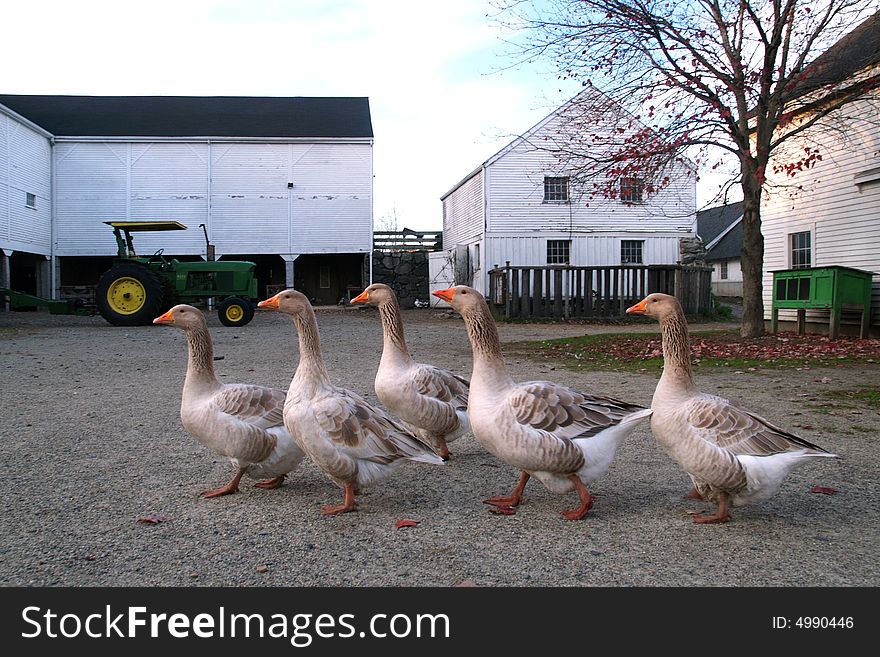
[0,306,877,587]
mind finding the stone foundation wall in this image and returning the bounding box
[371,251,430,308]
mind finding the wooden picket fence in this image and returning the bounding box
[487,263,712,319]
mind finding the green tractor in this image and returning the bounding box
[96,221,258,327]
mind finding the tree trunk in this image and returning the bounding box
[739,163,766,338]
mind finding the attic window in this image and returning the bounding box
[854,166,880,188]
[26,192,36,209]
[543,176,569,202]
[620,177,644,203]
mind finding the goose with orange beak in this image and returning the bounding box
[626,293,838,523]
[258,289,445,515]
[350,283,469,460]
[153,304,305,498]
[433,285,651,520]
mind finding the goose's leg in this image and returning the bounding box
[437,441,451,461]
[322,483,357,516]
[561,475,594,521]
[201,468,244,498]
[484,471,530,514]
[254,474,286,490]
[686,487,704,500]
[693,492,731,524]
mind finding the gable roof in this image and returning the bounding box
[697,201,743,261]
[0,95,373,139]
[786,11,880,104]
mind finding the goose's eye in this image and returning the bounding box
[461,289,468,295]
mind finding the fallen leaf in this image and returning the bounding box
[455,580,478,587]
[256,565,270,573]
[137,516,170,524]
[810,486,838,495]
[395,519,419,529]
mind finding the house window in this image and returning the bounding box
[543,176,569,202]
[620,177,644,203]
[790,231,811,269]
[620,240,644,264]
[547,240,571,264]
[319,266,331,288]
[720,261,729,280]
[26,192,36,209]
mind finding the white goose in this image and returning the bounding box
[258,289,445,515]
[153,304,305,497]
[626,293,839,523]
[433,285,651,520]
[350,283,470,460]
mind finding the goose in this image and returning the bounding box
[152,304,305,497]
[350,283,470,460]
[432,285,651,520]
[257,289,445,515]
[626,293,839,523]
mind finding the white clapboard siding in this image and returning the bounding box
[1,111,52,254]
[761,94,880,327]
[428,250,456,307]
[54,140,373,257]
[442,169,484,247]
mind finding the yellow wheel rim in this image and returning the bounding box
[106,277,147,315]
[225,304,244,322]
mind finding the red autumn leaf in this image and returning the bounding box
[137,515,170,524]
[810,486,838,495]
[395,519,419,529]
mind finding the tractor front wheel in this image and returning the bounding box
[96,263,166,326]
[218,297,254,327]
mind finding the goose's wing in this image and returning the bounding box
[212,384,286,430]
[684,394,831,456]
[313,387,444,464]
[509,381,645,440]
[411,364,469,407]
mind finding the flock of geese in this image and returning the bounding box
[152,284,838,524]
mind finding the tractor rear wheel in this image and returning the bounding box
[96,263,166,326]
[218,297,254,327]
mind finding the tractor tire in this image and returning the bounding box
[96,263,166,326]
[218,297,254,327]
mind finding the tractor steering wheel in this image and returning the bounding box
[149,249,169,266]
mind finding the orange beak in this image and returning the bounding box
[257,294,281,310]
[350,290,369,304]
[432,287,455,303]
[626,298,648,314]
[153,309,174,325]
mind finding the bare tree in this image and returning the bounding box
[496,0,879,336]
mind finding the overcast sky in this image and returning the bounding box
[1,0,728,231]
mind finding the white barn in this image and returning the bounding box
[433,89,697,302]
[0,95,373,306]
[759,12,880,335]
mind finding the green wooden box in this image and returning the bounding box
[771,265,873,338]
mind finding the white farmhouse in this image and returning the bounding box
[433,89,697,301]
[697,201,744,298]
[760,12,880,336]
[0,95,373,306]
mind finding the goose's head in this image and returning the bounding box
[432,285,484,316]
[626,293,682,320]
[153,304,206,329]
[350,283,395,307]
[257,289,312,316]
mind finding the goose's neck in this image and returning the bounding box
[183,324,219,391]
[291,310,331,393]
[463,305,513,386]
[378,300,412,366]
[658,311,696,392]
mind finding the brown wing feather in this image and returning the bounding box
[213,384,286,429]
[411,365,469,409]
[314,388,439,463]
[686,394,831,456]
[509,381,645,440]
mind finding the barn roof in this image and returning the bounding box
[697,201,744,262]
[0,95,373,139]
